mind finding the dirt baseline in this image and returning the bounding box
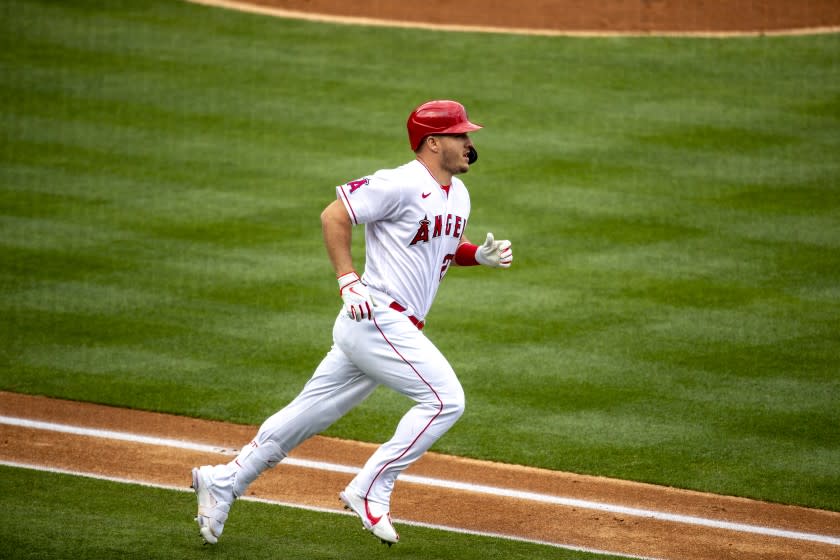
[2,392,838,559]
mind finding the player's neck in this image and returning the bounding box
[415,155,453,187]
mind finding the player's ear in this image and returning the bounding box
[425,135,440,153]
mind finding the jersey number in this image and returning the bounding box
[440,253,455,281]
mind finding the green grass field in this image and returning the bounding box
[2,466,624,560]
[1,0,839,557]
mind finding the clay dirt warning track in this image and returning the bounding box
[1,392,838,560]
[189,0,840,36]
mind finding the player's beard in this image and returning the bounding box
[442,146,470,176]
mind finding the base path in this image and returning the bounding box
[1,392,838,559]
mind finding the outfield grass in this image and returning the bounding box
[1,0,838,528]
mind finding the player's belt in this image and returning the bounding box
[389,301,425,330]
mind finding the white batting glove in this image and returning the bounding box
[337,271,374,321]
[475,232,513,268]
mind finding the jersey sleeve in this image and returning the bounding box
[336,170,402,225]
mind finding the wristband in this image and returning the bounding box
[454,243,479,266]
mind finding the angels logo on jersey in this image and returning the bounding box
[345,178,369,193]
[409,213,466,246]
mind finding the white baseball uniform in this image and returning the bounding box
[211,158,471,509]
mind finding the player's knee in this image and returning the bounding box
[442,386,466,420]
[450,397,465,421]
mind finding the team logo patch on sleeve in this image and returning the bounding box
[345,178,369,193]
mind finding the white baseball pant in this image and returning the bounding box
[225,305,465,508]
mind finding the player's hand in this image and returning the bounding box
[337,271,374,321]
[475,232,513,268]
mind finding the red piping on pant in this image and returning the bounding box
[362,316,442,503]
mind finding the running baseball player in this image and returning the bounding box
[191,99,513,546]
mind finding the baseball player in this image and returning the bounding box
[191,99,513,546]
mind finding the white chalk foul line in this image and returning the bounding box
[0,459,659,560]
[2,415,839,547]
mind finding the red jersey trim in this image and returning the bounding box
[337,185,359,225]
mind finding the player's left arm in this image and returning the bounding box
[454,232,512,268]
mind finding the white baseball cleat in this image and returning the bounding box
[191,466,232,545]
[339,489,400,546]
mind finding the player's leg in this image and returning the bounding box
[192,318,378,543]
[336,308,465,542]
[226,345,377,497]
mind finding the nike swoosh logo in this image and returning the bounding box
[421,192,431,198]
[365,499,382,525]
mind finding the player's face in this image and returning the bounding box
[437,134,474,175]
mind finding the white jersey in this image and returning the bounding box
[336,159,471,321]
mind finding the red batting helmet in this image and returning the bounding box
[407,100,483,151]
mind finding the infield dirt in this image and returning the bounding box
[2,392,838,559]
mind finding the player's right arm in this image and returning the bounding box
[322,199,374,321]
[321,199,354,277]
